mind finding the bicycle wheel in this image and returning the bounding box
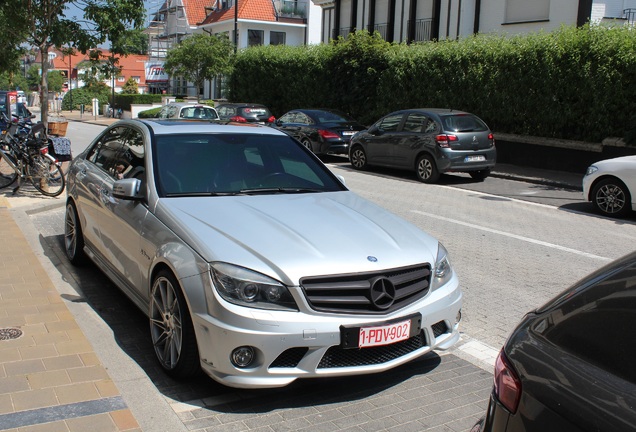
[0,150,18,189]
[28,154,65,197]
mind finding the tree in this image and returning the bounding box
[48,70,65,92]
[121,77,139,94]
[164,33,234,102]
[1,0,145,125]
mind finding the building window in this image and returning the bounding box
[505,0,550,23]
[248,29,264,46]
[118,76,126,82]
[270,31,286,45]
[132,76,140,83]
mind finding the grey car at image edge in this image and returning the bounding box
[349,108,496,183]
[472,251,636,432]
[63,119,463,389]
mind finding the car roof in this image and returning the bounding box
[127,119,287,136]
[217,103,268,108]
[165,102,216,109]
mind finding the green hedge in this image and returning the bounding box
[114,94,165,110]
[61,87,111,112]
[229,25,636,144]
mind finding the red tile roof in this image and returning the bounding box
[43,49,151,89]
[184,0,214,26]
[199,0,276,25]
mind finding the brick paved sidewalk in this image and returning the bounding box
[0,205,141,432]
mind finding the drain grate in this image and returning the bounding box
[0,328,23,340]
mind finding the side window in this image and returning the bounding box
[158,107,168,119]
[115,128,145,181]
[86,127,127,176]
[279,112,296,124]
[402,113,427,133]
[377,114,403,132]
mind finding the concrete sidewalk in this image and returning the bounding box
[0,204,141,432]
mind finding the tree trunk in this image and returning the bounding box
[40,44,49,127]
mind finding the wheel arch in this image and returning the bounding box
[588,174,631,204]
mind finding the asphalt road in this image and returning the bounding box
[7,121,636,431]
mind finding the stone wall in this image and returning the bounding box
[495,133,636,173]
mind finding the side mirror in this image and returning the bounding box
[113,178,144,201]
[368,125,382,135]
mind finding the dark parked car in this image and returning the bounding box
[273,109,366,155]
[215,103,275,124]
[349,108,496,183]
[472,251,636,432]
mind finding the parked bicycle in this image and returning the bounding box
[0,113,65,197]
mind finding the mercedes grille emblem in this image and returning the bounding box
[369,277,396,310]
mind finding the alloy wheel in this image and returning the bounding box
[150,276,183,370]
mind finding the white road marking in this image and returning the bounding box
[411,209,612,262]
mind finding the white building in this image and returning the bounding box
[310,0,636,44]
[146,0,322,99]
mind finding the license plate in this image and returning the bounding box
[342,131,356,136]
[358,319,411,348]
[465,155,486,162]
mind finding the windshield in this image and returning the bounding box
[153,133,347,197]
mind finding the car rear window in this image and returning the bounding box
[442,115,488,132]
[240,107,270,116]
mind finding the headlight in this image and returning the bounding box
[585,166,598,176]
[211,263,298,311]
[431,243,453,291]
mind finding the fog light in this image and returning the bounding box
[231,346,255,368]
[456,309,462,324]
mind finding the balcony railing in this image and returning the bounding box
[332,27,352,39]
[624,8,636,25]
[408,18,433,42]
[274,0,307,19]
[368,23,389,40]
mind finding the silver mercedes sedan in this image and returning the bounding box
[64,119,462,389]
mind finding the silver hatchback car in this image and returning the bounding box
[64,119,462,388]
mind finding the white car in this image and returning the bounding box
[583,155,636,217]
[64,119,462,389]
[156,102,219,120]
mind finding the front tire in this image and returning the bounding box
[64,202,88,265]
[591,177,631,218]
[416,154,440,183]
[350,146,368,170]
[150,270,200,378]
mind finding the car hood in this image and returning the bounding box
[154,191,438,285]
[594,155,636,168]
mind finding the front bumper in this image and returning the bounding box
[192,276,462,388]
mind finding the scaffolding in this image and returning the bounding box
[144,0,190,94]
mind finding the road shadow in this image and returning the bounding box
[36,230,452,413]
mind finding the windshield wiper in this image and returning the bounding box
[165,191,240,197]
[238,187,325,195]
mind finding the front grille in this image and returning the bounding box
[269,347,308,368]
[317,331,427,368]
[432,320,449,338]
[300,264,431,314]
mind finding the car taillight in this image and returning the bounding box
[435,134,458,148]
[318,129,340,139]
[493,350,521,414]
[488,133,495,146]
[267,116,276,123]
[230,116,247,122]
